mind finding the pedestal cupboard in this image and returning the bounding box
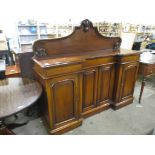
[33,19,141,134]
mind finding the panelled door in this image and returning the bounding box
[47,74,81,129]
[82,68,98,114]
[119,62,139,101]
[97,64,115,105]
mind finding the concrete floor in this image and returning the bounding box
[12,76,155,135]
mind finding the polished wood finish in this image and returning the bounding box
[5,65,20,78]
[82,68,98,117]
[138,52,155,103]
[97,64,115,104]
[0,78,42,119]
[0,77,42,135]
[47,74,82,133]
[113,62,139,109]
[33,19,141,134]
[33,20,121,57]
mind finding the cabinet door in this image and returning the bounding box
[97,64,115,105]
[82,68,98,113]
[47,74,81,129]
[119,62,139,101]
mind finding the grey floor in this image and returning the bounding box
[12,76,155,135]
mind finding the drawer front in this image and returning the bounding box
[83,57,115,68]
[117,55,140,63]
[45,64,82,77]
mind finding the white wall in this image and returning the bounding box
[0,0,155,37]
[1,0,155,24]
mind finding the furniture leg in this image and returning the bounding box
[139,76,146,103]
[0,120,15,135]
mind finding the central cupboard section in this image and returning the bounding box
[47,59,116,131]
[82,63,115,117]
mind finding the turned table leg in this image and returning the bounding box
[139,76,146,103]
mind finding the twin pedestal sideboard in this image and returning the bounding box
[32,20,141,134]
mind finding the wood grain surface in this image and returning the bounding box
[0,78,42,119]
[5,65,21,78]
[32,19,141,134]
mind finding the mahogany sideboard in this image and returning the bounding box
[32,19,141,134]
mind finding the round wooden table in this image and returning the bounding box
[0,77,42,135]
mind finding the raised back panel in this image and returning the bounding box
[33,19,121,57]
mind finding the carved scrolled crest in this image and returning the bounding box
[34,47,47,57]
[113,38,122,50]
[81,19,93,32]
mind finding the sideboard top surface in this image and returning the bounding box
[33,48,141,68]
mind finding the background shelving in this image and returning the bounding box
[16,19,155,51]
[97,22,122,37]
[17,19,38,50]
[17,19,73,50]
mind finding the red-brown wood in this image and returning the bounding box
[33,19,141,134]
[97,64,115,104]
[82,68,98,115]
[33,20,121,57]
[5,65,21,78]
